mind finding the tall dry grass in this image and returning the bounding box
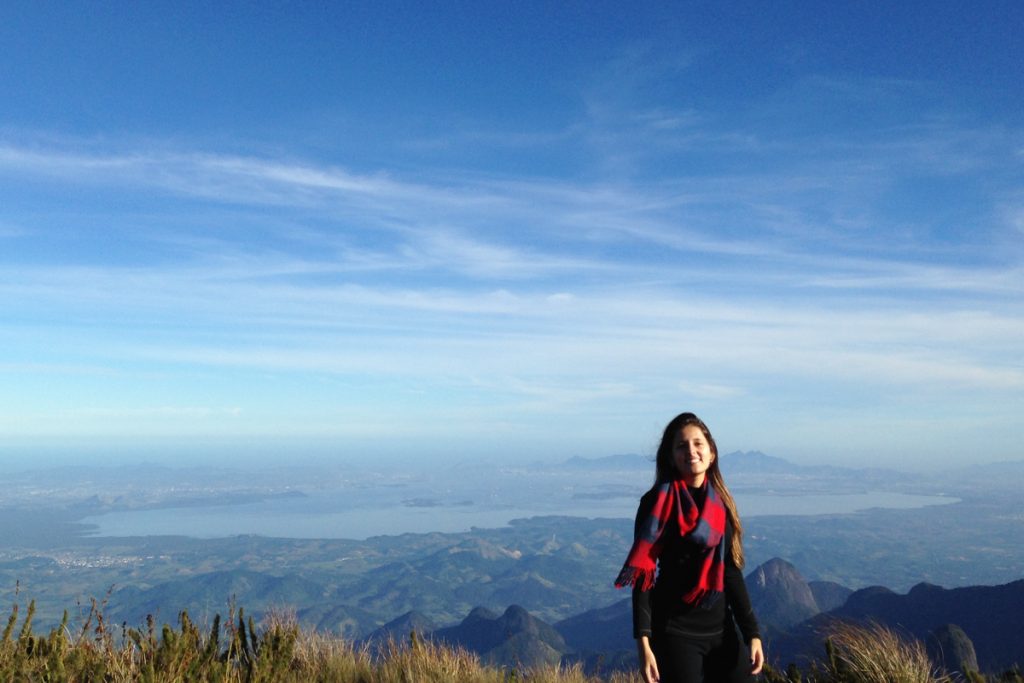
[823,621,955,683]
[0,598,638,682]
[9,597,1010,682]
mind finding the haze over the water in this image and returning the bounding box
[1,3,1021,471]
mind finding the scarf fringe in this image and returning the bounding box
[614,566,656,592]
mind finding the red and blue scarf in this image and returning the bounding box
[615,479,727,607]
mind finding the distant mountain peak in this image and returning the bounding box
[433,603,567,669]
[463,606,499,623]
[359,610,438,651]
[745,557,820,631]
[908,581,944,596]
[750,557,805,585]
[719,450,796,473]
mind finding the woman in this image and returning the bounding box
[615,412,764,682]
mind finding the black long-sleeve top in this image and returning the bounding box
[631,486,760,643]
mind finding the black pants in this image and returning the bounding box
[651,628,754,683]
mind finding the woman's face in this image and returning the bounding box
[672,424,715,485]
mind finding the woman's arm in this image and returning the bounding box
[636,634,660,683]
[630,492,656,639]
[749,636,764,675]
[722,523,761,643]
[723,560,761,642]
[723,523,764,672]
[632,582,653,638]
[630,492,659,682]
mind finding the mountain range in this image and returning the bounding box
[364,557,1022,676]
[768,572,1024,673]
[5,452,1024,677]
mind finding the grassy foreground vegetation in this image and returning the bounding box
[1,597,635,682]
[761,622,1022,683]
[2,598,1020,682]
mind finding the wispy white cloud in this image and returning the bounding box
[3,251,1018,397]
[1,110,1021,464]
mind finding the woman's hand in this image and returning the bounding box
[637,635,660,683]
[749,637,765,675]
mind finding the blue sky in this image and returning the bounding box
[1,1,1021,469]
